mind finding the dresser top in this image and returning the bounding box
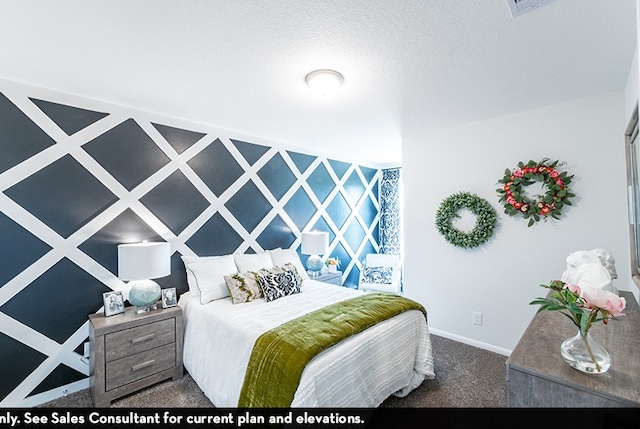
[507,291,639,405]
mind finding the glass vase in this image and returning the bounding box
[560,330,611,374]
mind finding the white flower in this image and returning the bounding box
[561,249,613,294]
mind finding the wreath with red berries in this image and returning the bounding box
[497,158,575,227]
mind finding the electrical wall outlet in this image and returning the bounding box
[473,311,483,326]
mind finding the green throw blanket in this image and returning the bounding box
[238,292,427,407]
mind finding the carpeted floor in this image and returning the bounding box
[40,334,507,408]
[380,334,507,408]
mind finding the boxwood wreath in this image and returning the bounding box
[435,192,497,248]
[496,158,575,227]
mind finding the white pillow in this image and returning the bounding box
[182,255,237,304]
[233,252,274,273]
[269,248,309,280]
[181,255,202,296]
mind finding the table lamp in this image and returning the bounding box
[118,241,170,314]
[301,231,329,277]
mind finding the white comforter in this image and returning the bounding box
[179,280,435,407]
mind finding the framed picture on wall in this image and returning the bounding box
[162,288,177,308]
[103,291,125,317]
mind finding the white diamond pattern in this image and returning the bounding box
[0,80,379,406]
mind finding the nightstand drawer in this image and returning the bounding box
[105,343,176,391]
[105,318,175,362]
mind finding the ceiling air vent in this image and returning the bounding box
[506,0,558,18]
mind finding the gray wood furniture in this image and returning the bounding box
[506,291,639,407]
[89,304,183,407]
[313,270,343,286]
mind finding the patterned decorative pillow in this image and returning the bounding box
[257,270,301,302]
[224,271,264,304]
[362,266,393,284]
[269,262,304,285]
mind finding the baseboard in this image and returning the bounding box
[429,328,512,357]
[18,378,90,408]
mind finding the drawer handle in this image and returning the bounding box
[131,360,155,371]
[131,334,155,345]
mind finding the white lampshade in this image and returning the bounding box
[301,231,329,256]
[305,69,344,96]
[118,242,171,281]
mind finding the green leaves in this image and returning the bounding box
[496,158,574,227]
[531,280,606,337]
[435,192,497,248]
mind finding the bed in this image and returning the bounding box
[178,249,435,408]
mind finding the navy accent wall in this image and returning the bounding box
[0,82,380,406]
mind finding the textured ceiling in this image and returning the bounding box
[0,0,636,166]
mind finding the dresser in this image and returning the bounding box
[506,291,639,407]
[89,304,184,407]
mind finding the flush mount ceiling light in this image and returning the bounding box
[305,69,344,96]
[506,0,558,18]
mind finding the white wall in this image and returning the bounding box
[624,45,638,121]
[402,91,630,354]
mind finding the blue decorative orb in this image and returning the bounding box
[129,281,161,307]
[306,255,323,273]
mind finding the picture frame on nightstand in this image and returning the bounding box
[102,291,125,317]
[162,288,177,308]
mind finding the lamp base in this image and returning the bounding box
[306,254,323,277]
[128,279,161,314]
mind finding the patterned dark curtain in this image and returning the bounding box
[379,168,401,255]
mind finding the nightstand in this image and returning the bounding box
[89,304,183,407]
[312,270,343,286]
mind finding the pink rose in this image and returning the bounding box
[514,169,525,178]
[565,283,581,295]
[582,288,626,317]
[548,170,559,178]
[556,179,564,187]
